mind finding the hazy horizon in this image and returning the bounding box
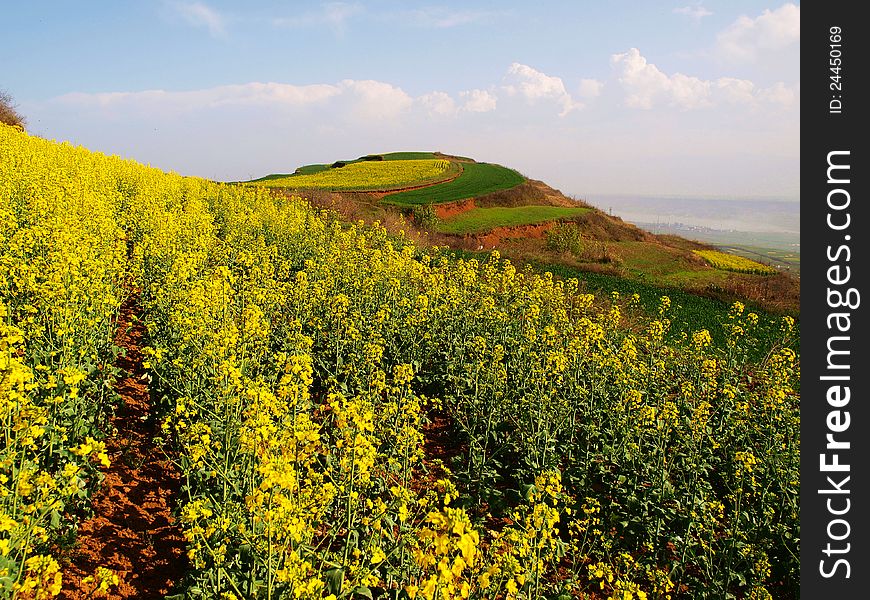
[583,194,799,234]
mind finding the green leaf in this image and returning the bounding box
[325,567,345,596]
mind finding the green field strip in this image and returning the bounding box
[382,162,525,206]
[437,206,590,234]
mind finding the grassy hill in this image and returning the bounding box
[249,158,460,191]
[245,151,799,314]
[247,153,524,202]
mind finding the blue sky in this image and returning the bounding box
[2,1,799,199]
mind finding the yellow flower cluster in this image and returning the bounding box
[255,159,452,190]
[693,250,777,275]
[2,124,127,596]
[81,567,120,596]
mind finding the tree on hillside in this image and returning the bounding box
[0,89,26,129]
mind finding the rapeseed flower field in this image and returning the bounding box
[1,124,798,599]
[693,250,778,275]
[253,159,453,190]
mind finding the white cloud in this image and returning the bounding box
[170,1,227,37]
[58,82,342,115]
[272,2,363,35]
[419,91,458,116]
[612,48,799,111]
[669,73,711,109]
[715,77,757,105]
[610,48,671,109]
[460,89,497,112]
[717,3,800,61]
[611,48,711,109]
[56,80,415,121]
[674,4,713,22]
[36,75,798,197]
[757,82,798,108]
[414,89,498,116]
[338,80,414,120]
[577,78,604,99]
[505,63,582,116]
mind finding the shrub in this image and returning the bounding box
[0,89,25,128]
[545,222,584,254]
[412,203,441,230]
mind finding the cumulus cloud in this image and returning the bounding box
[170,1,227,37]
[416,89,497,116]
[338,80,414,120]
[757,82,798,108]
[673,4,712,22]
[577,78,604,99]
[460,89,497,113]
[611,48,711,109]
[611,48,799,111]
[714,77,757,105]
[717,3,800,61]
[504,63,582,116]
[419,91,458,116]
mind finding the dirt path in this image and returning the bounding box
[60,294,187,599]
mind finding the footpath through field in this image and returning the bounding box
[59,294,187,599]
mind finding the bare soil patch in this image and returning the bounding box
[443,221,557,250]
[59,295,187,600]
[434,198,477,219]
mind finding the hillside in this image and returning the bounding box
[249,152,800,314]
[2,124,799,599]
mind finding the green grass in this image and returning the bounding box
[382,162,525,206]
[437,206,590,234]
[245,172,297,182]
[615,241,699,276]
[378,152,439,161]
[443,249,798,359]
[245,164,331,182]
[547,263,799,358]
[293,163,333,175]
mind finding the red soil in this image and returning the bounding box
[59,296,187,599]
[445,221,557,250]
[421,411,465,467]
[409,410,466,497]
[433,198,476,220]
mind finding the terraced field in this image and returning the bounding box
[382,162,525,206]
[251,158,459,191]
[248,152,444,183]
[437,205,590,234]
